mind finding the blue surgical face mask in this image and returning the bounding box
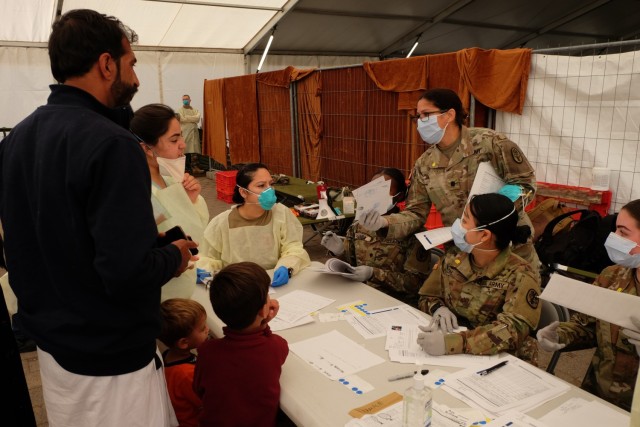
[183,99,189,106]
[241,186,277,210]
[417,114,448,145]
[604,232,640,268]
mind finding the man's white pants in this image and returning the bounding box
[38,347,178,427]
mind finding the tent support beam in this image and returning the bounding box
[243,0,298,55]
[143,0,282,11]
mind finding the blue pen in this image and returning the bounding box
[424,234,432,244]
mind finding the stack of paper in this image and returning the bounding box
[309,258,355,275]
[385,324,499,368]
[344,304,429,339]
[539,397,629,426]
[352,176,392,221]
[443,354,570,416]
[269,290,335,331]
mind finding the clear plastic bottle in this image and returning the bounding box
[402,373,432,427]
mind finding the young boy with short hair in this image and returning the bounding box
[159,298,209,427]
[194,262,289,427]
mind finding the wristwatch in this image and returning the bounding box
[287,267,294,278]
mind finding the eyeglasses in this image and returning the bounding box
[411,110,445,122]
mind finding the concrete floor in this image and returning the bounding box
[15,175,594,425]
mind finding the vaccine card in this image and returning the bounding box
[338,375,374,395]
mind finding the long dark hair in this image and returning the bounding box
[232,163,270,204]
[419,88,468,128]
[622,200,640,228]
[130,104,177,146]
[469,193,530,250]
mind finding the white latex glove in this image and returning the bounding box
[429,306,459,333]
[416,329,446,356]
[360,209,388,231]
[622,315,640,357]
[320,231,345,255]
[340,265,373,282]
[536,320,567,352]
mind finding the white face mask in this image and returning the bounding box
[157,156,186,183]
[417,114,448,145]
[604,232,640,268]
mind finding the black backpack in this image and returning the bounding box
[535,209,617,274]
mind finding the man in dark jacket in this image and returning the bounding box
[0,9,196,426]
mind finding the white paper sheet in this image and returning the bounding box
[443,355,570,415]
[484,411,549,427]
[415,227,453,250]
[274,290,336,324]
[468,162,505,202]
[353,177,392,221]
[539,397,629,426]
[290,330,385,380]
[309,258,355,274]
[269,314,315,331]
[540,273,640,330]
[385,324,496,369]
[433,403,489,427]
[345,305,429,339]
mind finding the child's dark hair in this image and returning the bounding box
[232,163,270,204]
[159,298,206,348]
[209,262,270,330]
[419,88,468,128]
[469,193,530,250]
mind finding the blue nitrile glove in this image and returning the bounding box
[498,184,522,202]
[196,268,213,285]
[271,266,290,287]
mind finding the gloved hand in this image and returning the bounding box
[622,315,640,357]
[321,231,345,255]
[416,329,446,356]
[271,266,290,287]
[498,184,523,202]
[360,210,388,232]
[340,266,373,282]
[429,306,459,333]
[536,320,567,352]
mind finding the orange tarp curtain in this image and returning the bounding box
[223,74,259,164]
[202,78,226,165]
[363,57,427,92]
[457,48,531,114]
[297,71,322,182]
[256,65,315,88]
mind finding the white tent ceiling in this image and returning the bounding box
[2,0,639,57]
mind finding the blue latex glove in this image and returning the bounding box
[497,184,522,202]
[271,266,290,287]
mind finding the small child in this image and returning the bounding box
[194,262,289,427]
[159,298,209,427]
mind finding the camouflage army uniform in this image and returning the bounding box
[418,248,541,364]
[384,127,539,266]
[342,221,433,306]
[556,265,639,411]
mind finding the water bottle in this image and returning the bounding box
[402,373,432,427]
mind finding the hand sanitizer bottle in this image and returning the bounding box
[402,373,432,427]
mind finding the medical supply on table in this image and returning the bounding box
[316,182,328,200]
[402,372,432,426]
[388,369,429,382]
[343,196,355,214]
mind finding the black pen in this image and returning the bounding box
[388,369,429,381]
[476,360,508,376]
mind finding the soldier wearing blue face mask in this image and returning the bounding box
[537,199,640,411]
[359,88,539,269]
[197,163,310,287]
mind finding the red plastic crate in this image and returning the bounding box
[525,182,612,217]
[216,170,238,194]
[216,190,234,204]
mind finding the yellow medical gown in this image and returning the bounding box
[152,177,209,300]
[198,203,310,275]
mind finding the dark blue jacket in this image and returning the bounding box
[0,85,181,376]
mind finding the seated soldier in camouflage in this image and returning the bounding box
[359,88,539,268]
[321,168,433,306]
[537,199,640,411]
[417,193,541,364]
